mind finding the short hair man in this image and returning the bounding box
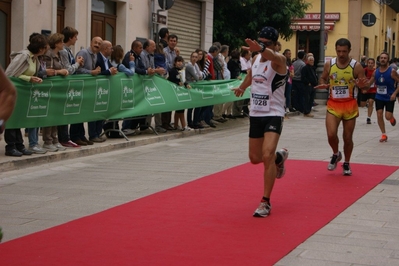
[366,52,399,142]
[316,38,367,176]
[158,27,169,48]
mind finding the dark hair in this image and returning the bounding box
[132,40,142,50]
[283,49,291,56]
[29,32,41,42]
[297,51,306,60]
[143,39,150,49]
[367,58,375,63]
[380,52,390,61]
[335,38,351,49]
[174,55,184,64]
[195,49,205,70]
[61,26,78,43]
[111,45,124,63]
[240,49,250,57]
[168,34,178,41]
[209,45,219,53]
[230,50,240,60]
[48,33,64,49]
[27,34,48,54]
[159,28,169,39]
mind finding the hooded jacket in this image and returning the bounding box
[5,49,40,82]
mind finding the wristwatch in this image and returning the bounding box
[258,42,266,53]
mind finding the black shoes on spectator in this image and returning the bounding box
[5,148,33,157]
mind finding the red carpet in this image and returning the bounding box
[0,160,397,266]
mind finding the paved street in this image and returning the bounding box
[1,103,399,265]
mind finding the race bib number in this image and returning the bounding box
[377,85,387,95]
[332,86,349,99]
[251,93,270,111]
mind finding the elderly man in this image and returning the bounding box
[141,39,167,133]
[121,40,154,134]
[72,36,102,146]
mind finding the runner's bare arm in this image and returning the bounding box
[354,62,368,89]
[390,69,399,100]
[232,68,252,97]
[244,39,286,72]
[315,61,330,89]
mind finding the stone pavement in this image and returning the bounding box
[1,103,399,265]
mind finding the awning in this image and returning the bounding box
[290,21,335,31]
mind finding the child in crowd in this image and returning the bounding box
[167,56,191,131]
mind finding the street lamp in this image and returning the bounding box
[316,0,327,100]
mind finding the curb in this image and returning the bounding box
[0,127,216,173]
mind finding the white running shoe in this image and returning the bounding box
[276,148,289,179]
[253,201,272,217]
[342,162,352,176]
[328,151,342,171]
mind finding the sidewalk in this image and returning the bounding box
[0,120,224,173]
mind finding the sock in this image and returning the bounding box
[275,152,283,164]
[343,162,349,165]
[382,133,387,136]
[334,152,340,156]
[367,117,370,119]
[262,197,270,203]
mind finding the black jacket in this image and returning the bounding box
[122,50,147,75]
[301,64,318,87]
[96,52,113,75]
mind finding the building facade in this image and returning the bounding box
[282,0,399,63]
[0,0,214,67]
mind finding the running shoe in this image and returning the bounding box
[327,151,342,171]
[276,148,289,179]
[390,117,396,126]
[367,118,371,124]
[253,201,272,217]
[342,162,352,176]
[379,134,388,142]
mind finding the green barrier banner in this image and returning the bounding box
[7,73,249,129]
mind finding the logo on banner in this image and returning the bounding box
[143,78,165,106]
[214,84,231,96]
[195,85,214,99]
[64,80,84,115]
[94,79,110,112]
[27,82,52,117]
[120,79,135,110]
[172,84,192,102]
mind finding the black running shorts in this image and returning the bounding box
[249,116,283,138]
[375,99,395,113]
[361,92,376,102]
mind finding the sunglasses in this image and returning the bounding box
[258,40,274,47]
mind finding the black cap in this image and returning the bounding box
[259,27,279,42]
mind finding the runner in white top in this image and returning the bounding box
[232,26,289,218]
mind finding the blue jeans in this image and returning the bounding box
[88,120,104,139]
[28,128,39,147]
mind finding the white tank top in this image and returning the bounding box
[250,55,286,117]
